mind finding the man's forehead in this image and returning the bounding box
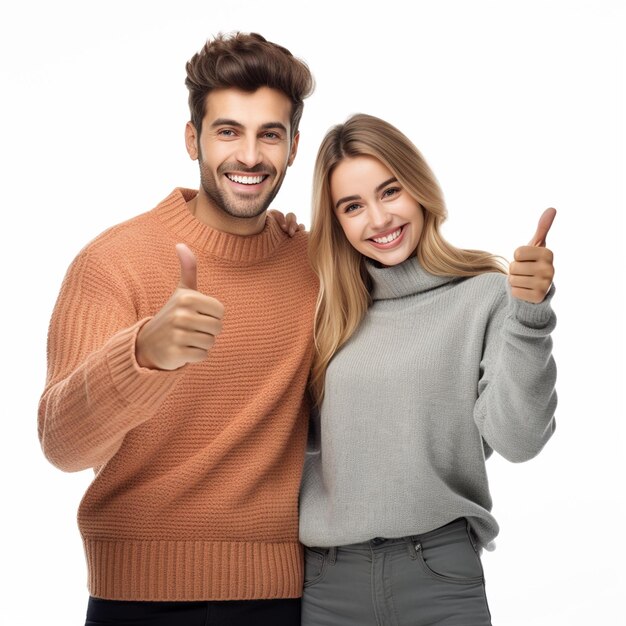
[204,87,292,127]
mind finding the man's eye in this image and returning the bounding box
[263,132,279,140]
[218,129,236,137]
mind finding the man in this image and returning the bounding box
[38,32,316,626]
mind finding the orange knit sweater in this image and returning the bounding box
[38,188,318,601]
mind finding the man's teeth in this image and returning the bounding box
[227,174,265,185]
[372,228,402,244]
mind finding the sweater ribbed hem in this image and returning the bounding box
[84,538,304,601]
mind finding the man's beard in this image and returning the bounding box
[198,155,286,220]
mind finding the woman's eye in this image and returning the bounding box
[382,187,400,198]
[345,203,361,213]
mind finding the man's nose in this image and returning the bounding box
[235,137,263,168]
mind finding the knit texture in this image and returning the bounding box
[299,256,557,549]
[39,188,318,601]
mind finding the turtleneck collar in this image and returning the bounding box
[154,188,287,264]
[366,255,458,301]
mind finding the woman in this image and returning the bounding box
[299,113,557,625]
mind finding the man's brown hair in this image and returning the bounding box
[185,32,314,140]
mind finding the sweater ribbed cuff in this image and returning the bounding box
[106,319,183,406]
[509,283,556,329]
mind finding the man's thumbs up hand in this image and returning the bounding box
[508,209,556,304]
[136,245,225,370]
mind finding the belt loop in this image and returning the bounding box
[465,519,479,551]
[405,536,419,560]
[327,546,337,566]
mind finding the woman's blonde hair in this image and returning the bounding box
[309,113,507,405]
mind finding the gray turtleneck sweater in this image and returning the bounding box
[299,256,557,549]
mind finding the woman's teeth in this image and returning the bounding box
[372,227,402,244]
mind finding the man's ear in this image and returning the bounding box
[185,121,199,160]
[287,131,300,166]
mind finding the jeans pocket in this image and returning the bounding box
[414,531,484,585]
[304,547,328,587]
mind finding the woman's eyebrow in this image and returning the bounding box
[375,177,398,192]
[335,177,399,210]
[335,178,399,210]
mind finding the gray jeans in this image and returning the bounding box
[302,518,492,626]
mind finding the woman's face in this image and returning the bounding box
[330,155,424,266]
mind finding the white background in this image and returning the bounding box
[1,1,624,624]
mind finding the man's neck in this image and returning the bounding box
[187,189,266,236]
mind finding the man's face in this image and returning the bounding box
[186,87,299,221]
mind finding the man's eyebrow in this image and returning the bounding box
[210,118,244,128]
[210,119,289,134]
[334,178,399,210]
[260,122,289,133]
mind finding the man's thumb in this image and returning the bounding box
[176,243,197,290]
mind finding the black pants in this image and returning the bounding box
[85,596,301,626]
